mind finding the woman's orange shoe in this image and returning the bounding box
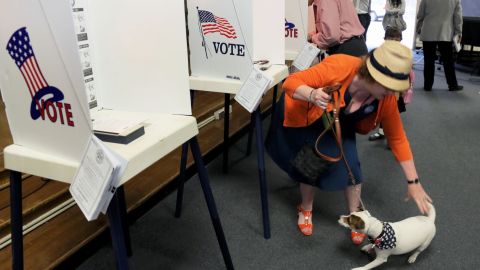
[351,231,366,245]
[297,205,313,236]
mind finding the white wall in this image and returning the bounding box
[462,0,480,17]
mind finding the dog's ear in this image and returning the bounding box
[348,215,365,230]
[338,215,350,228]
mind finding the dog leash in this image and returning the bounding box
[314,86,367,211]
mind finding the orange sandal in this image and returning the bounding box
[297,205,313,236]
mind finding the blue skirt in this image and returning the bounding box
[265,93,362,191]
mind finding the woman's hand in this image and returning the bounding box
[310,84,341,109]
[398,161,430,214]
[405,183,433,214]
[310,87,332,110]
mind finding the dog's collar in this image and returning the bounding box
[368,222,397,250]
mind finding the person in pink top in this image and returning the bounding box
[308,0,368,57]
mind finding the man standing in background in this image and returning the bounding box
[417,0,463,91]
[353,0,371,41]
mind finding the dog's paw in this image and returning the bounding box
[408,253,418,264]
[360,244,373,253]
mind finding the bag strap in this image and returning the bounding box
[314,87,342,162]
[313,85,365,210]
[314,87,357,183]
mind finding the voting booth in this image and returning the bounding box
[0,0,232,269]
[182,0,289,241]
[285,0,308,60]
[187,0,285,82]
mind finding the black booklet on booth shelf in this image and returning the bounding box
[93,119,145,144]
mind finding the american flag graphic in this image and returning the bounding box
[6,27,66,121]
[6,27,48,98]
[198,10,237,39]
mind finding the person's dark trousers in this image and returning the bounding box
[423,41,458,90]
[328,36,368,57]
[358,13,371,41]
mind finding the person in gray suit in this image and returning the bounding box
[353,0,371,41]
[417,0,463,91]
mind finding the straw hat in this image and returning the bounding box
[366,40,412,91]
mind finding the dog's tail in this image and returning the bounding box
[426,203,436,222]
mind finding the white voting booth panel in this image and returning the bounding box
[285,0,308,60]
[0,0,92,163]
[84,0,191,115]
[249,0,285,63]
[188,0,285,82]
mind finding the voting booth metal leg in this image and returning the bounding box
[175,142,189,218]
[107,191,129,270]
[116,186,132,257]
[253,107,271,239]
[174,90,195,218]
[245,113,255,156]
[222,93,230,173]
[271,84,278,118]
[10,170,23,270]
[248,84,278,157]
[189,137,234,270]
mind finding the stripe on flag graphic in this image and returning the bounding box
[198,9,237,39]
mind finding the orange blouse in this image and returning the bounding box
[282,54,413,162]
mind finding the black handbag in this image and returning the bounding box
[290,143,333,183]
[290,85,355,185]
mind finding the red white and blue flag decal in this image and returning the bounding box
[6,27,74,126]
[198,9,237,39]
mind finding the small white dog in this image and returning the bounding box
[338,204,436,270]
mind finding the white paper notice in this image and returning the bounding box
[234,67,272,113]
[292,43,321,71]
[69,135,123,221]
[100,148,127,214]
